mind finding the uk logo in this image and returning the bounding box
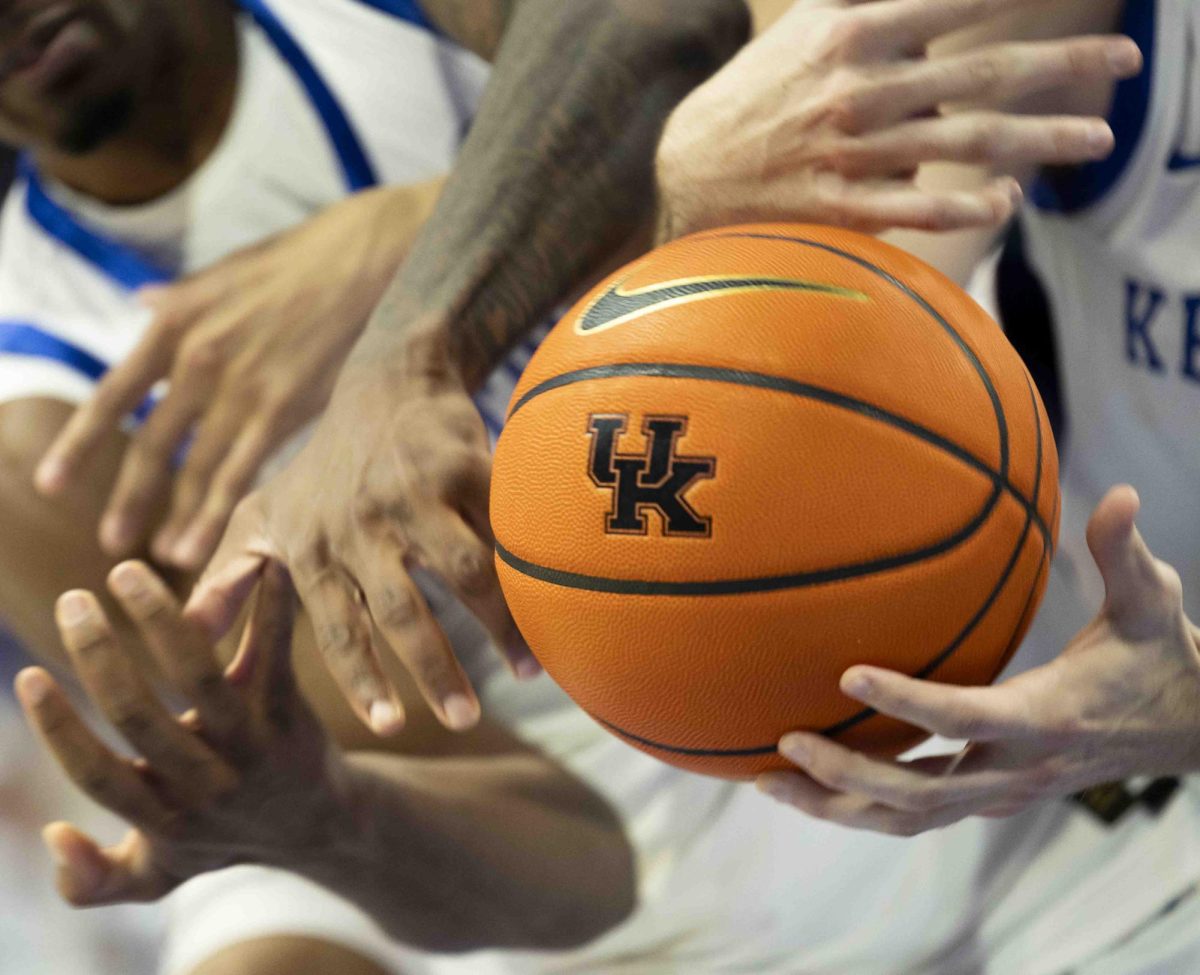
[587,414,715,537]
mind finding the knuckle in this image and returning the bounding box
[810,756,849,790]
[179,337,223,374]
[1156,562,1185,606]
[918,198,957,232]
[820,139,864,176]
[961,120,998,161]
[1065,43,1095,79]
[376,587,420,631]
[826,82,873,134]
[1016,762,1061,800]
[291,540,330,581]
[826,15,873,63]
[446,546,495,598]
[949,711,990,741]
[110,704,153,739]
[895,787,938,813]
[79,770,115,801]
[352,490,386,526]
[317,621,357,658]
[964,53,1004,92]
[188,669,227,702]
[132,426,178,464]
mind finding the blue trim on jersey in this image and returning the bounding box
[351,0,438,33]
[1031,0,1156,214]
[0,321,156,420]
[238,0,379,192]
[19,158,175,289]
[0,321,109,380]
[20,0,378,293]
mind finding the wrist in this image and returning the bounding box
[275,750,386,881]
[344,309,479,393]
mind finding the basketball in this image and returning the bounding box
[491,224,1060,779]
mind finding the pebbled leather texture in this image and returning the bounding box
[492,224,1060,779]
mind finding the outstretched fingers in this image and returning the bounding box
[15,668,174,831]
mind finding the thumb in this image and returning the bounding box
[184,494,273,641]
[1087,485,1183,635]
[226,559,299,698]
[43,823,175,906]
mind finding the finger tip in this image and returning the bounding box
[513,655,542,681]
[777,732,811,761]
[55,590,95,626]
[442,693,481,732]
[1111,37,1144,76]
[840,667,875,698]
[14,667,51,706]
[368,700,406,737]
[33,461,64,496]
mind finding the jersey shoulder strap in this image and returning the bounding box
[344,0,439,33]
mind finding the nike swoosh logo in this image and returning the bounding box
[1167,150,1200,172]
[576,275,869,335]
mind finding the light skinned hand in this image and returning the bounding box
[757,486,1200,836]
[35,181,443,570]
[656,0,1143,238]
[16,560,349,906]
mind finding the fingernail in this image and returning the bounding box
[171,534,204,569]
[506,632,542,680]
[1087,124,1114,155]
[16,669,50,706]
[99,515,130,554]
[369,700,403,736]
[842,670,872,697]
[34,458,64,494]
[779,733,810,764]
[443,693,480,731]
[57,592,93,626]
[1109,42,1140,73]
[514,655,542,681]
[109,563,144,598]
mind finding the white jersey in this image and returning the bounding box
[3,2,1200,974]
[1018,0,1200,641]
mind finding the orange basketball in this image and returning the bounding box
[491,225,1059,780]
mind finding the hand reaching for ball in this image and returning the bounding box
[759,486,1200,836]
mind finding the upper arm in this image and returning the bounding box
[0,397,172,673]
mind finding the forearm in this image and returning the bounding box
[293,750,637,952]
[355,0,750,388]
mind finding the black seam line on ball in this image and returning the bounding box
[717,231,1010,488]
[504,363,1047,549]
[819,378,1042,740]
[552,381,1049,760]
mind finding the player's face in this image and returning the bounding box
[0,0,156,154]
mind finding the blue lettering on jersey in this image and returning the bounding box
[1182,295,1200,383]
[1126,278,1166,373]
